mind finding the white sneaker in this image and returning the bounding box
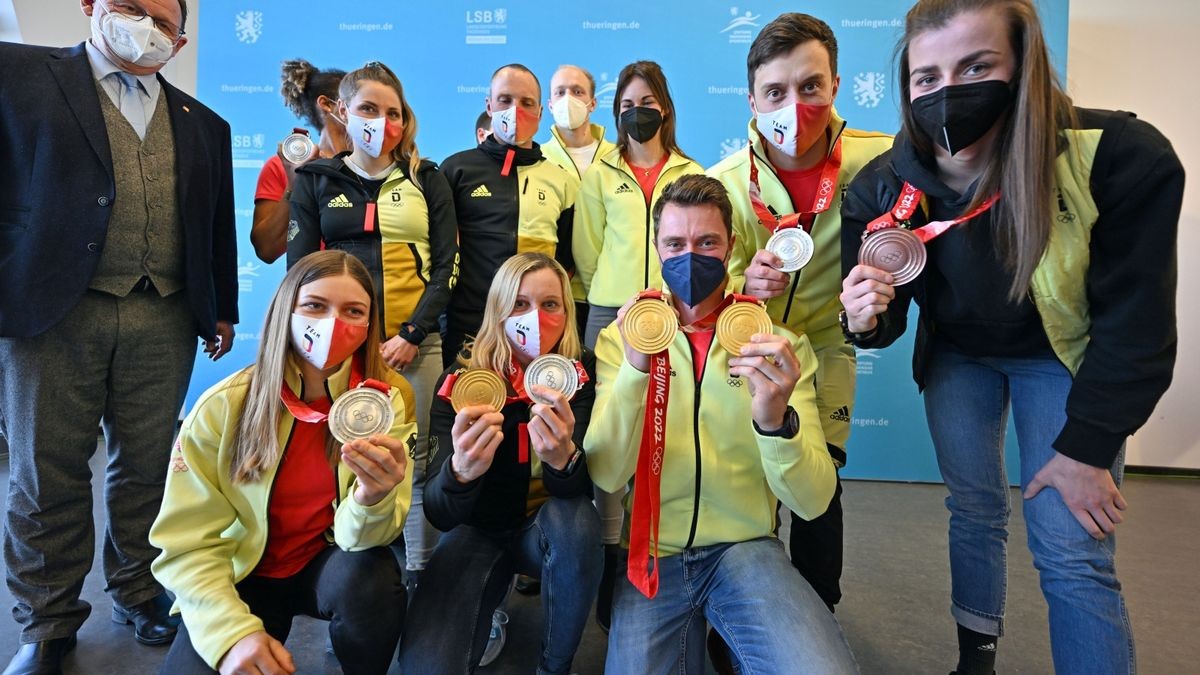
[478,609,509,667]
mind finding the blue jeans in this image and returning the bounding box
[607,537,857,674]
[924,345,1134,674]
[398,496,602,674]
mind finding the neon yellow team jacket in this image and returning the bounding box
[149,357,416,669]
[584,301,837,556]
[573,148,704,308]
[707,112,892,458]
[542,123,618,303]
[541,122,618,184]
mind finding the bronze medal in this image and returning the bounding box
[716,302,773,356]
[449,369,507,412]
[858,228,927,286]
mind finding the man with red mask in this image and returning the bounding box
[708,12,892,614]
[441,64,579,368]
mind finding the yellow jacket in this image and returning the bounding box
[584,297,836,556]
[150,357,416,668]
[573,148,704,307]
[541,122,617,184]
[708,112,891,455]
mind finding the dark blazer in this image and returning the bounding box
[0,41,238,340]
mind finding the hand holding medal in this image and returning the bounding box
[445,369,507,483]
[525,381,577,471]
[341,432,410,507]
[727,332,801,432]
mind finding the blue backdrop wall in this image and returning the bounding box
[193,0,1070,482]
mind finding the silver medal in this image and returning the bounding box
[281,131,316,164]
[328,386,394,444]
[524,354,580,405]
[765,228,815,273]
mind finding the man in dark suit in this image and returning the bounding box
[0,1,237,672]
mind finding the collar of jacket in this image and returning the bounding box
[599,147,693,175]
[297,154,429,184]
[478,135,544,167]
[549,122,608,148]
[888,129,975,204]
[745,106,849,170]
[282,352,357,402]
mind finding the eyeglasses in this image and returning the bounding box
[104,0,185,40]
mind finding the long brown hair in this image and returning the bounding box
[462,253,582,374]
[230,250,387,483]
[339,61,424,188]
[612,61,691,161]
[897,0,1076,301]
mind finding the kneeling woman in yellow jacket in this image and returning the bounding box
[399,252,602,675]
[150,250,416,675]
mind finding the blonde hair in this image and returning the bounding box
[462,253,582,374]
[339,61,423,188]
[230,250,387,483]
[897,0,1077,302]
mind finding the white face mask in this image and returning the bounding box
[551,95,589,131]
[344,113,386,158]
[491,107,518,145]
[92,7,175,68]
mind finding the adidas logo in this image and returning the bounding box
[829,406,850,423]
[327,194,352,208]
[471,184,493,198]
[614,182,635,195]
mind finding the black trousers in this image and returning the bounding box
[160,546,406,675]
[788,474,844,611]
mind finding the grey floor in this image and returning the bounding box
[1,448,1197,674]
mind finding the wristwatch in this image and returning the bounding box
[839,310,878,343]
[754,406,799,439]
[563,447,584,474]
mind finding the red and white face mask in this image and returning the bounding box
[290,314,368,369]
[757,102,831,158]
[491,106,539,145]
[346,113,403,158]
[504,308,566,361]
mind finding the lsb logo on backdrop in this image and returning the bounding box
[721,7,760,45]
[466,8,508,45]
[853,72,886,108]
[234,10,263,44]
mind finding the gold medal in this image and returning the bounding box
[716,302,772,356]
[620,296,678,355]
[449,369,507,412]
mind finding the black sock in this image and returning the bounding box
[955,624,998,675]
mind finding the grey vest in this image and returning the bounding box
[90,82,185,297]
